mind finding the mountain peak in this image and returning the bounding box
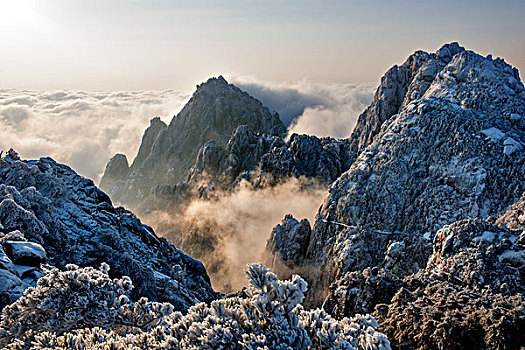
[279,43,525,326]
[215,75,228,84]
[435,42,465,59]
[100,76,286,205]
[197,75,232,91]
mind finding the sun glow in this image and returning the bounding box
[0,0,39,32]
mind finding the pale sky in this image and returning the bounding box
[0,0,524,90]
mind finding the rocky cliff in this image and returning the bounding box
[266,43,525,319]
[100,76,286,207]
[0,151,218,311]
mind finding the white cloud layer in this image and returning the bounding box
[0,88,191,181]
[232,77,374,139]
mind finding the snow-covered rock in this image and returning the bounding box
[481,127,505,141]
[503,136,523,155]
[263,43,525,317]
[2,241,46,267]
[90,43,525,349]
[0,155,218,311]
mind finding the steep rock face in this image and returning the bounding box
[98,153,129,194]
[101,77,286,206]
[0,155,218,311]
[267,43,525,308]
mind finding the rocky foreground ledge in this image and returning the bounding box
[0,150,218,312]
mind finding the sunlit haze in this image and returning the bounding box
[1,0,524,91]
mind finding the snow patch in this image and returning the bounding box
[472,231,497,243]
[503,137,523,155]
[480,127,505,142]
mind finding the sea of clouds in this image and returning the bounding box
[232,77,374,138]
[0,88,191,181]
[0,79,374,182]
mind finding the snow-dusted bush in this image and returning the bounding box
[0,263,174,349]
[0,263,390,349]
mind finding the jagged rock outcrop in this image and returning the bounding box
[0,155,218,311]
[100,76,286,207]
[0,230,46,309]
[266,214,312,271]
[266,43,525,315]
[190,125,354,189]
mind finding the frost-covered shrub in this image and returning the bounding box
[300,309,390,349]
[0,263,390,349]
[0,263,173,348]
